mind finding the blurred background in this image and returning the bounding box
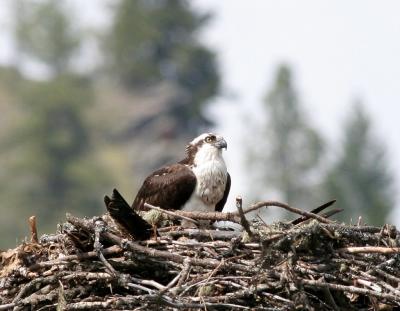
[0,0,399,248]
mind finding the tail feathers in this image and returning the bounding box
[104,188,153,240]
[291,200,339,225]
[320,208,343,219]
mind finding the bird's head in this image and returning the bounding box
[185,133,227,165]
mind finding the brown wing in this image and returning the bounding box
[215,172,231,212]
[132,164,197,211]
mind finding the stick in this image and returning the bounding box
[94,220,117,277]
[242,201,334,224]
[300,278,400,302]
[236,196,253,237]
[166,210,241,223]
[160,228,242,240]
[28,245,122,271]
[12,272,69,303]
[28,216,38,244]
[157,200,334,225]
[144,203,199,226]
[0,303,15,311]
[338,246,400,254]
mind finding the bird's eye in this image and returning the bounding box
[205,135,216,143]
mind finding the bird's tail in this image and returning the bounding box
[291,200,342,225]
[104,189,153,240]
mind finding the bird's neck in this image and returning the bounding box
[193,146,224,166]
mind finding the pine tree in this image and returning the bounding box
[324,102,394,225]
[14,0,80,75]
[0,0,111,246]
[251,65,324,210]
[106,0,220,132]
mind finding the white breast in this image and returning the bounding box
[192,160,227,205]
[182,145,227,213]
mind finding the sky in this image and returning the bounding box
[191,1,400,221]
[1,0,400,223]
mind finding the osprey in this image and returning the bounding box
[132,133,231,219]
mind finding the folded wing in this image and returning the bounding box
[132,164,197,211]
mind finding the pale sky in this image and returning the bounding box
[1,1,400,223]
[192,1,400,223]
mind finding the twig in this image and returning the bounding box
[94,220,117,276]
[261,292,295,306]
[236,196,253,237]
[368,257,397,272]
[176,258,191,288]
[129,276,166,291]
[242,201,333,224]
[28,216,38,244]
[299,278,400,302]
[156,199,335,225]
[338,246,400,254]
[0,303,15,310]
[161,271,181,294]
[171,210,241,223]
[126,282,155,294]
[198,258,225,296]
[356,279,382,292]
[12,272,69,304]
[144,203,199,226]
[160,228,242,240]
[28,245,122,270]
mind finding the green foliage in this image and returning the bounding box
[0,1,113,247]
[106,0,220,130]
[1,76,110,238]
[253,65,324,208]
[15,0,80,74]
[324,102,394,225]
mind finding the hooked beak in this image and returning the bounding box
[214,137,227,150]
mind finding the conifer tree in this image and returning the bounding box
[107,0,220,132]
[324,102,394,225]
[15,0,79,75]
[0,0,110,246]
[252,65,324,210]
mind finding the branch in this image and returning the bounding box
[144,203,199,226]
[94,220,118,276]
[171,210,241,223]
[300,278,400,302]
[28,245,122,271]
[0,303,15,311]
[28,216,38,244]
[242,201,334,224]
[338,246,400,254]
[160,228,242,240]
[236,196,253,237]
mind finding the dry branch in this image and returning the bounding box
[236,196,253,237]
[144,202,199,225]
[338,246,400,254]
[28,216,38,244]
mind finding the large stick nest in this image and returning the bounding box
[1,191,400,310]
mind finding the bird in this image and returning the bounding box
[132,133,231,225]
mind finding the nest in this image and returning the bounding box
[1,192,400,310]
